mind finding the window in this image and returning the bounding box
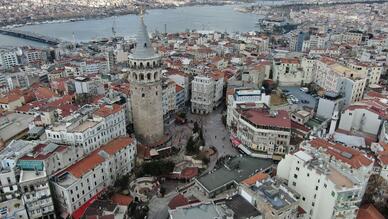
[324,184,327,188]
[296,167,299,171]
[302,197,305,201]
[292,182,296,186]
[315,186,318,190]
[331,191,336,197]
[294,174,298,179]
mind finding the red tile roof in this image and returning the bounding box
[175,84,184,93]
[111,194,133,206]
[357,204,385,219]
[0,89,25,104]
[242,172,269,186]
[34,86,56,100]
[346,100,388,119]
[94,104,122,118]
[64,137,133,178]
[168,194,189,209]
[240,109,291,129]
[309,138,373,169]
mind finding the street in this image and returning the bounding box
[187,106,239,171]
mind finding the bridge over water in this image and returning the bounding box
[0,28,63,45]
[258,0,388,8]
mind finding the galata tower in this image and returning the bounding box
[128,9,164,144]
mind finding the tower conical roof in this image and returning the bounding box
[132,12,156,59]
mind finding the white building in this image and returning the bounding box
[74,77,105,95]
[51,136,136,217]
[162,78,177,123]
[0,49,19,70]
[338,98,387,138]
[0,140,37,219]
[19,168,56,219]
[191,76,215,114]
[299,138,374,197]
[346,61,383,86]
[277,148,367,219]
[45,104,126,155]
[191,73,224,114]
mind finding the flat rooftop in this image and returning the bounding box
[19,169,47,183]
[0,113,34,142]
[0,198,25,216]
[249,178,299,210]
[328,167,354,189]
[196,156,273,193]
[169,203,226,219]
[70,120,98,132]
[223,194,261,218]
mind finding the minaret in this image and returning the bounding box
[128,8,164,144]
[329,108,339,136]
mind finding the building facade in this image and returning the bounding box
[51,137,136,217]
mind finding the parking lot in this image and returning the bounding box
[280,86,318,109]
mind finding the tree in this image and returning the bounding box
[186,136,199,155]
[193,121,200,134]
[141,160,175,176]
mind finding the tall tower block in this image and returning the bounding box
[128,10,164,144]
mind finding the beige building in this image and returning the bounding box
[128,12,164,144]
[314,57,367,106]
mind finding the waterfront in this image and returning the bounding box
[0,4,259,47]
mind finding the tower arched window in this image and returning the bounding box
[140,74,144,81]
[144,43,147,48]
[133,73,138,80]
[140,62,144,69]
[147,73,151,80]
[134,62,137,68]
[153,61,156,67]
[154,72,158,80]
[147,62,150,68]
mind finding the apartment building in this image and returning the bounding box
[239,177,301,219]
[230,106,291,158]
[45,104,126,155]
[0,140,36,219]
[226,89,271,127]
[19,168,56,219]
[314,57,367,106]
[278,149,366,219]
[272,58,306,86]
[0,49,19,70]
[191,76,215,114]
[346,61,383,86]
[300,138,374,197]
[51,137,136,217]
[162,78,177,123]
[17,142,84,176]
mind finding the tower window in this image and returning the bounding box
[147,73,151,80]
[142,93,145,98]
[144,43,147,48]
